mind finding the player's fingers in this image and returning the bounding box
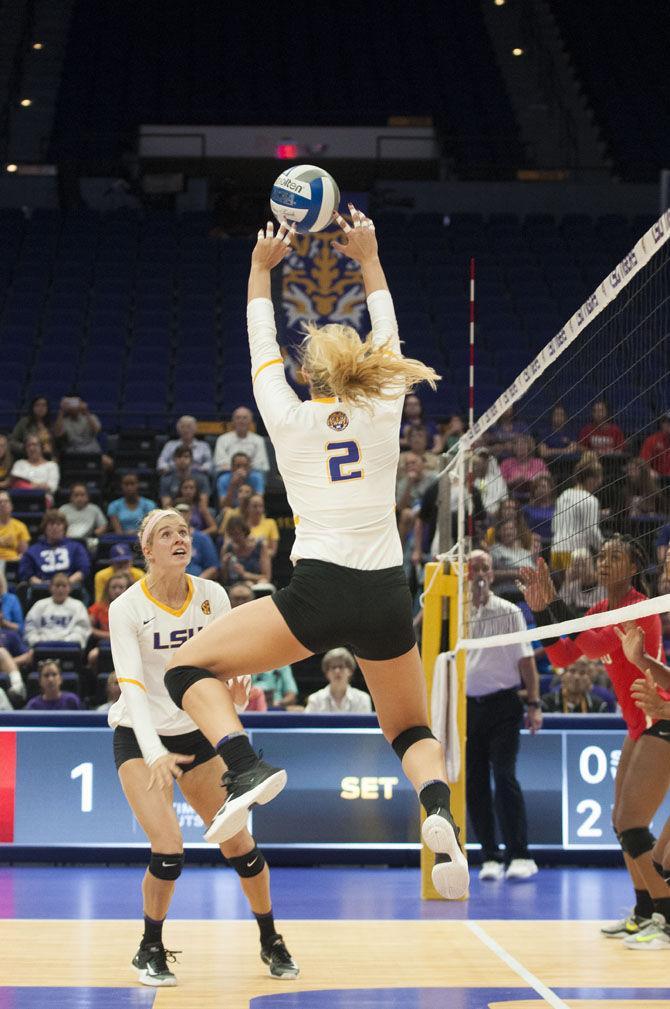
[267,221,274,237]
[175,752,195,765]
[282,223,296,247]
[614,626,624,641]
[331,240,348,254]
[333,211,352,233]
[257,228,264,241]
[644,668,655,686]
[276,219,288,239]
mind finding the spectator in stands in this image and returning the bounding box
[657,524,670,566]
[10,435,59,500]
[88,573,132,674]
[558,548,606,615]
[541,661,611,714]
[218,482,253,535]
[24,573,91,648]
[247,493,280,559]
[304,647,373,713]
[168,501,219,580]
[399,394,441,453]
[0,646,25,708]
[10,396,53,458]
[579,398,625,455]
[94,543,144,602]
[217,451,264,507]
[220,515,272,588]
[499,435,548,499]
[0,617,31,671]
[107,472,156,534]
[59,483,108,541]
[228,582,255,608]
[621,457,660,518]
[472,447,507,518]
[96,671,121,712]
[442,414,465,453]
[0,491,30,564]
[19,511,90,590]
[0,434,13,489]
[536,404,578,461]
[490,519,538,596]
[466,550,541,881]
[52,396,108,463]
[26,658,81,711]
[486,498,532,550]
[253,664,298,709]
[522,474,556,545]
[156,415,212,475]
[396,452,436,544]
[397,426,440,475]
[214,406,270,489]
[640,413,670,479]
[551,460,603,570]
[159,445,211,508]
[487,406,528,459]
[175,477,217,535]
[0,569,24,632]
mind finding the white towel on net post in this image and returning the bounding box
[431,652,461,783]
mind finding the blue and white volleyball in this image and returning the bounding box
[270,164,340,234]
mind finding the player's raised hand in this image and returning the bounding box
[147,752,195,792]
[517,557,556,611]
[631,669,670,719]
[332,204,378,262]
[614,621,646,669]
[251,220,296,271]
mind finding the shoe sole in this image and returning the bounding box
[422,812,469,900]
[624,940,670,950]
[505,870,539,880]
[204,769,287,844]
[261,953,300,979]
[135,969,178,987]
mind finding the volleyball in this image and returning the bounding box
[270,164,341,234]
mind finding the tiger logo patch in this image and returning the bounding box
[201,600,211,615]
[327,410,349,432]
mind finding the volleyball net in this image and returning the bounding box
[443,208,670,653]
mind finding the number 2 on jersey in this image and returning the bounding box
[326,441,363,482]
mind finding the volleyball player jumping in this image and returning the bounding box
[164,207,468,900]
[519,536,670,937]
[108,508,298,985]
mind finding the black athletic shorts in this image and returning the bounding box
[113,725,217,772]
[271,558,416,661]
[642,719,670,744]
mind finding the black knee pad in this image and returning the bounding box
[653,858,670,883]
[164,664,217,709]
[149,851,184,881]
[391,725,436,762]
[226,844,266,878]
[619,827,656,859]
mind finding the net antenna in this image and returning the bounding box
[444,209,670,651]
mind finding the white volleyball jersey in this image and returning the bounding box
[248,289,405,570]
[108,576,230,764]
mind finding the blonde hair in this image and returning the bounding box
[300,323,439,410]
[137,508,184,571]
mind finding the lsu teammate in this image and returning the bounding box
[164,207,469,900]
[108,508,298,986]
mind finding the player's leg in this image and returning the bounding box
[118,756,184,986]
[356,644,469,899]
[179,756,299,978]
[163,596,311,845]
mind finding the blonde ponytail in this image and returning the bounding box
[300,323,439,410]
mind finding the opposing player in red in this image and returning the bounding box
[519,535,670,939]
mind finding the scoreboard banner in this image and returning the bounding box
[2,718,668,851]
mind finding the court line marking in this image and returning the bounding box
[467,921,570,1009]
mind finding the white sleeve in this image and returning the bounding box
[23,600,43,645]
[247,298,300,432]
[46,463,60,493]
[304,692,323,713]
[367,289,400,354]
[510,605,534,659]
[108,598,168,767]
[69,600,92,648]
[214,434,231,472]
[587,495,603,550]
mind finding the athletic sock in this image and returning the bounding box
[216,732,258,773]
[255,909,276,946]
[652,896,670,922]
[418,780,452,815]
[142,914,164,946]
[634,888,654,919]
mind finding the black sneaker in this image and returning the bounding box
[422,805,469,900]
[204,757,287,844]
[261,933,300,979]
[132,942,180,987]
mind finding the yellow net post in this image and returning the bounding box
[420,559,468,900]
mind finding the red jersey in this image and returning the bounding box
[544,587,664,739]
[88,601,110,633]
[578,422,625,454]
[640,432,670,476]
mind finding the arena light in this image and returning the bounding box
[32,42,43,50]
[6,164,17,173]
[20,98,32,107]
[494,0,506,6]
[276,142,299,160]
[512,47,524,56]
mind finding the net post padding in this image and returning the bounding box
[420,560,468,900]
[454,208,670,454]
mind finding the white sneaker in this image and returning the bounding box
[505,858,539,880]
[623,913,670,950]
[479,860,505,881]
